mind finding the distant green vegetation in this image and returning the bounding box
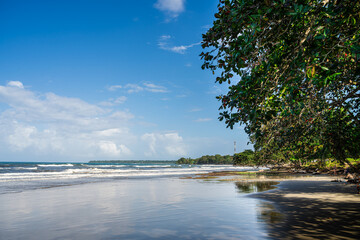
[176,154,233,165]
[176,150,260,165]
[233,150,257,166]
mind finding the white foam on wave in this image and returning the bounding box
[82,164,128,168]
[134,165,173,168]
[0,165,263,183]
[38,164,74,167]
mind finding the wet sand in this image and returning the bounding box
[188,171,360,239]
[0,177,269,240]
[250,177,360,239]
[1,171,359,239]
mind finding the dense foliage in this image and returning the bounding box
[176,154,233,164]
[233,149,256,165]
[201,0,360,164]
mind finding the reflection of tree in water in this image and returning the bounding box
[235,181,278,193]
[256,202,284,224]
[235,181,284,225]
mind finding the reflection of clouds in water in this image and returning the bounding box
[0,178,270,239]
[9,196,33,216]
[90,182,134,215]
[205,232,241,240]
[144,179,186,204]
[218,225,243,231]
[141,228,177,238]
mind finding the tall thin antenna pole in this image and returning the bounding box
[234,141,236,154]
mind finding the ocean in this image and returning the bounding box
[0,161,262,194]
[0,162,276,239]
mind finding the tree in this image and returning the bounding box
[233,149,256,165]
[176,155,233,164]
[201,0,360,164]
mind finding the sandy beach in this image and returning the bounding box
[186,171,360,239]
[249,176,360,239]
[0,176,270,240]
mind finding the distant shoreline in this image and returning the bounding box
[88,160,237,165]
[88,160,177,164]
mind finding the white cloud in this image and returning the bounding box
[100,96,127,106]
[7,81,24,89]
[159,35,171,42]
[143,83,168,93]
[190,108,202,112]
[141,132,186,157]
[45,93,104,118]
[98,141,131,157]
[168,46,188,54]
[109,110,134,121]
[0,81,135,160]
[195,118,212,122]
[158,35,200,54]
[107,85,122,91]
[0,84,106,125]
[7,123,65,153]
[107,83,168,94]
[95,128,124,137]
[0,81,189,161]
[125,84,144,93]
[114,96,127,104]
[158,35,171,51]
[154,0,185,19]
[141,133,157,155]
[8,124,38,150]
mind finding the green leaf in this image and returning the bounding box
[320,66,329,71]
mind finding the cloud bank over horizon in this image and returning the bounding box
[0,81,187,161]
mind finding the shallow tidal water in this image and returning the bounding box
[0,177,278,240]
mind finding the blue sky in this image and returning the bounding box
[0,0,250,162]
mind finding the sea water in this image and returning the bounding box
[0,162,274,239]
[0,162,263,194]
